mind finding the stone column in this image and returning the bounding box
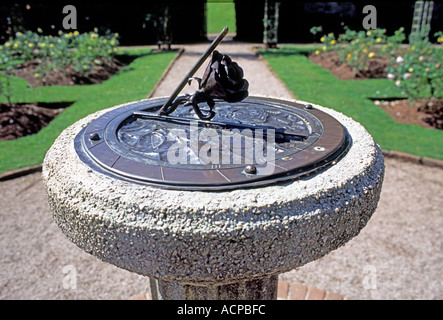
[149,275,278,300]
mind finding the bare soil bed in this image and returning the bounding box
[375,98,443,130]
[1,55,132,141]
[308,50,388,80]
[0,102,68,141]
[14,56,129,87]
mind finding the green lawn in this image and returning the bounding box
[260,46,443,160]
[2,45,441,175]
[0,48,177,174]
[206,0,236,34]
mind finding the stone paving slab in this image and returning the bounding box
[1,41,442,300]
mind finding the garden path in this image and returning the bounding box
[149,40,295,99]
[0,41,442,300]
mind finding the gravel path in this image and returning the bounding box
[1,41,442,300]
[280,157,443,300]
[151,41,295,99]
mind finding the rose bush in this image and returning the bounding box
[311,26,405,73]
[0,28,119,79]
[386,34,442,109]
[311,26,442,110]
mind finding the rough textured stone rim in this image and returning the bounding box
[2,148,439,183]
[42,96,385,286]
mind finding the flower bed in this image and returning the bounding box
[0,29,127,141]
[0,29,121,87]
[386,40,442,107]
[309,26,406,78]
[309,26,443,129]
[0,48,176,174]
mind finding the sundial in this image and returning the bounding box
[74,27,350,190]
[45,27,384,301]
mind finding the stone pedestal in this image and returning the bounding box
[42,98,384,300]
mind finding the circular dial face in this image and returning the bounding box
[75,97,349,190]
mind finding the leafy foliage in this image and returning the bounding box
[0,29,119,79]
[386,32,442,108]
[311,26,442,106]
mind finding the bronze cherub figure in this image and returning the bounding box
[157,27,248,120]
[158,50,249,120]
[183,50,249,120]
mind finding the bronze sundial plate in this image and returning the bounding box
[74,97,350,190]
